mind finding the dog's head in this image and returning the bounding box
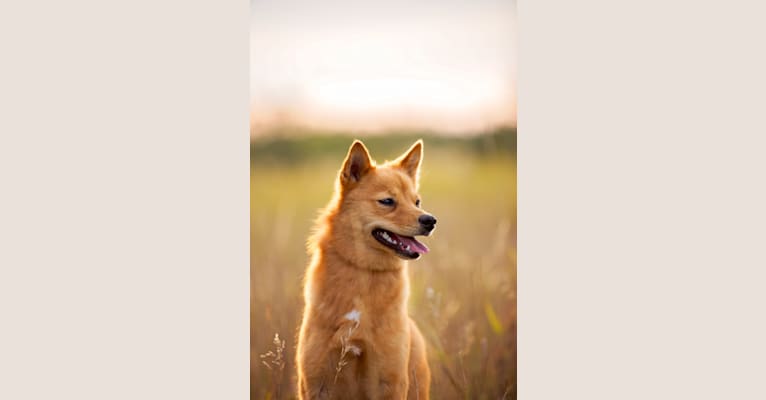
[332,139,436,261]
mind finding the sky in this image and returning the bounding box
[250,0,516,136]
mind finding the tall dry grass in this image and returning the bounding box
[252,139,516,399]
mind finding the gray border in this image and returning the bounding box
[519,0,766,398]
[0,0,249,398]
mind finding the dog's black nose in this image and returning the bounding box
[418,214,437,228]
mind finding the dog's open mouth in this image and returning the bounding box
[372,228,429,259]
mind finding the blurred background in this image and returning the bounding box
[251,1,516,398]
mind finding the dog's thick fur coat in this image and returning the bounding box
[296,140,432,399]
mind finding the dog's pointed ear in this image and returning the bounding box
[340,140,373,187]
[395,140,423,182]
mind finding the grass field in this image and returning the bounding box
[251,131,516,399]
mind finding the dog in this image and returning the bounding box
[296,140,434,399]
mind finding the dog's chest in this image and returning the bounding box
[347,272,409,344]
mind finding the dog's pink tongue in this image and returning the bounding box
[399,236,429,254]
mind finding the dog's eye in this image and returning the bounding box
[378,198,395,206]
[415,199,421,207]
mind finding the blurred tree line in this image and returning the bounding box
[250,126,516,166]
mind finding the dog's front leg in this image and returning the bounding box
[363,343,410,399]
[372,372,408,400]
[299,374,331,400]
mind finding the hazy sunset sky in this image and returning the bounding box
[250,0,516,136]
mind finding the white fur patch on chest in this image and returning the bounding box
[340,309,362,357]
[347,344,362,356]
[344,309,361,323]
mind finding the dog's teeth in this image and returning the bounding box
[379,231,400,246]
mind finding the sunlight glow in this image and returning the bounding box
[308,78,497,111]
[250,1,516,136]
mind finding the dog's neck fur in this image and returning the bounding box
[304,204,409,316]
[305,246,409,320]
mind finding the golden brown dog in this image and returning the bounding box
[296,140,434,399]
